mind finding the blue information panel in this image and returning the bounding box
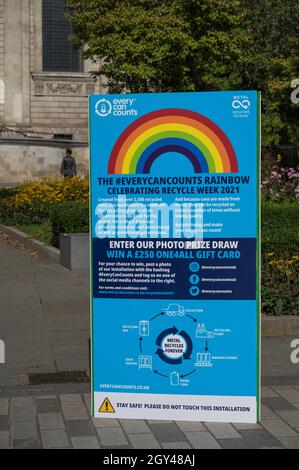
[89,91,261,423]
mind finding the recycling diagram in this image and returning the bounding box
[123,303,234,388]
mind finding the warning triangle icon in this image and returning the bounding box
[99,397,115,413]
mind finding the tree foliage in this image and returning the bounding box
[241,0,299,146]
[66,0,299,146]
[66,0,246,92]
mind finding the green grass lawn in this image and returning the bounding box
[15,220,52,245]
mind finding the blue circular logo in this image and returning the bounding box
[189,286,200,297]
[189,262,200,273]
[189,274,200,285]
[95,98,112,117]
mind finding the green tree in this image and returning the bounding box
[241,0,299,146]
[66,0,247,93]
[66,0,299,146]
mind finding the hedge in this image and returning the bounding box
[261,200,298,316]
[262,198,299,248]
[50,201,89,248]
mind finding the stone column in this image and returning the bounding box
[33,0,42,73]
[3,0,31,126]
[0,0,4,122]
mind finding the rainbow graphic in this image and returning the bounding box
[108,108,238,174]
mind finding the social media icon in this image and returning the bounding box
[189,286,200,296]
[189,274,200,285]
[189,262,200,273]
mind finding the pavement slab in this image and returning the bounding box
[274,387,299,403]
[71,436,100,449]
[275,410,299,427]
[261,403,280,420]
[12,421,38,441]
[0,398,9,415]
[233,422,262,430]
[36,398,60,414]
[92,418,120,428]
[185,431,221,449]
[261,386,279,397]
[0,431,9,449]
[261,419,298,437]
[239,429,282,448]
[41,429,70,449]
[65,419,97,437]
[61,403,89,420]
[262,396,298,411]
[120,419,151,434]
[176,421,206,432]
[204,422,241,439]
[96,427,128,447]
[128,433,161,449]
[218,438,252,449]
[0,415,9,431]
[278,436,299,449]
[38,412,65,430]
[161,441,192,449]
[149,423,186,443]
[11,405,36,422]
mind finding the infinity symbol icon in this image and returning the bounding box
[232,99,250,109]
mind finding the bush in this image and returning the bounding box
[0,177,89,225]
[261,165,299,202]
[261,200,299,316]
[262,252,298,316]
[0,187,17,200]
[262,197,299,247]
[16,221,53,245]
[50,201,89,248]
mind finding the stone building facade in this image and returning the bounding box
[0,0,104,183]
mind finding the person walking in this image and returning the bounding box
[60,149,77,177]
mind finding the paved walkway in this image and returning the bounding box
[0,231,90,385]
[0,232,299,449]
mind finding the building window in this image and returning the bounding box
[42,0,83,72]
[53,133,73,140]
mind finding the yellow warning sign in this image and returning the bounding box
[99,397,115,413]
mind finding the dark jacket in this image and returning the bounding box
[61,155,77,177]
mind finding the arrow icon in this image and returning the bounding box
[154,370,168,378]
[180,330,193,359]
[150,312,165,321]
[155,348,182,364]
[180,369,197,378]
[186,314,197,322]
[155,326,178,346]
